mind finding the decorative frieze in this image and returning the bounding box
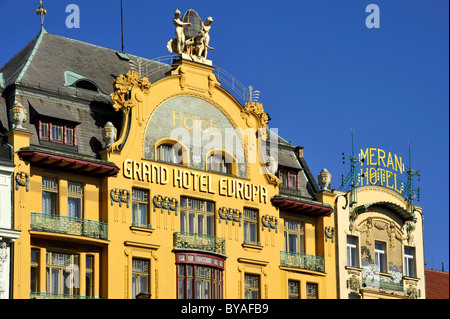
[110,188,130,208]
[153,195,178,215]
[218,207,242,226]
[261,215,278,233]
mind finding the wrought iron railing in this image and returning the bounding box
[30,292,100,299]
[173,232,226,255]
[30,212,108,240]
[280,250,325,273]
[362,278,404,292]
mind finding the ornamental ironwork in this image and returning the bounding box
[30,212,108,240]
[280,250,325,273]
[173,232,225,255]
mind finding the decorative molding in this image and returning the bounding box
[218,207,242,226]
[110,188,130,208]
[325,226,335,243]
[153,195,178,215]
[15,171,30,192]
[261,215,278,233]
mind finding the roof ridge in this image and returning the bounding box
[15,28,47,84]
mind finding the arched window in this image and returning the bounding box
[206,150,236,175]
[155,139,189,166]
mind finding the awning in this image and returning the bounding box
[271,196,333,217]
[18,147,119,178]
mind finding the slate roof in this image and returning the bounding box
[0,28,171,160]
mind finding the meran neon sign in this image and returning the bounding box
[359,148,405,193]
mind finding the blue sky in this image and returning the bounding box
[1,0,448,272]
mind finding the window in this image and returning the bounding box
[42,177,58,214]
[177,263,223,299]
[375,241,386,273]
[85,256,94,297]
[306,283,318,299]
[66,127,74,145]
[39,120,76,145]
[404,247,416,277]
[157,144,182,164]
[243,208,258,245]
[30,249,39,293]
[207,153,231,174]
[46,252,79,296]
[132,188,149,228]
[279,169,299,189]
[245,274,260,299]
[132,259,149,299]
[284,220,304,253]
[180,197,214,235]
[288,280,300,299]
[347,236,359,267]
[68,182,82,218]
[40,121,49,140]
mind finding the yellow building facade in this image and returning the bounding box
[2,9,337,299]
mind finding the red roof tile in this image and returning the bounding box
[425,269,449,299]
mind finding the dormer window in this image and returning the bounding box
[39,120,77,145]
[75,80,98,92]
[279,169,299,189]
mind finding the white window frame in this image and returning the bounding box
[347,235,359,267]
[404,246,416,277]
[374,241,386,273]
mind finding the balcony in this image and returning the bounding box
[30,212,108,240]
[30,292,100,299]
[280,250,325,273]
[173,232,226,255]
[362,277,404,292]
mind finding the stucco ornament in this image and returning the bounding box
[102,122,117,148]
[109,71,151,153]
[318,168,332,190]
[10,96,27,129]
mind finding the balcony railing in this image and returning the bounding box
[30,292,100,299]
[173,232,226,255]
[280,250,325,273]
[362,278,404,292]
[31,212,108,240]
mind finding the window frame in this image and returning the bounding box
[243,208,258,245]
[42,177,58,215]
[68,181,83,219]
[306,282,318,299]
[284,219,305,254]
[244,273,260,299]
[347,235,359,267]
[374,241,387,273]
[404,246,416,278]
[132,258,150,299]
[288,280,300,299]
[132,188,150,228]
[180,197,215,236]
[278,168,299,189]
[46,251,80,297]
[39,120,77,145]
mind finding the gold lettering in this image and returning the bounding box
[182,170,191,189]
[200,174,208,192]
[142,162,151,182]
[360,148,369,166]
[173,168,182,188]
[244,183,251,200]
[172,111,183,127]
[227,179,235,197]
[378,149,386,167]
[208,175,215,194]
[124,159,133,179]
[369,167,377,184]
[386,152,394,171]
[161,166,169,185]
[385,170,393,189]
[369,148,376,165]
[252,184,259,202]
[260,186,267,204]
[133,161,142,181]
[236,181,244,199]
[191,172,199,191]
[219,178,227,196]
[395,154,403,173]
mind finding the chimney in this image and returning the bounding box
[297,146,304,158]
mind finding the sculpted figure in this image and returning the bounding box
[201,17,214,59]
[172,9,191,54]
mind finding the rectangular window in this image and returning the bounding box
[288,280,300,299]
[180,197,214,235]
[404,247,416,277]
[85,255,94,297]
[375,241,386,273]
[46,251,79,296]
[42,177,58,214]
[207,154,231,174]
[51,123,64,142]
[347,236,359,267]
[66,127,75,145]
[288,172,298,189]
[30,249,39,293]
[40,121,49,140]
[244,274,260,299]
[177,264,222,299]
[68,182,82,218]
[157,144,181,164]
[284,220,304,253]
[243,208,258,245]
[132,259,149,299]
[132,188,149,228]
[279,169,288,187]
[306,283,318,299]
